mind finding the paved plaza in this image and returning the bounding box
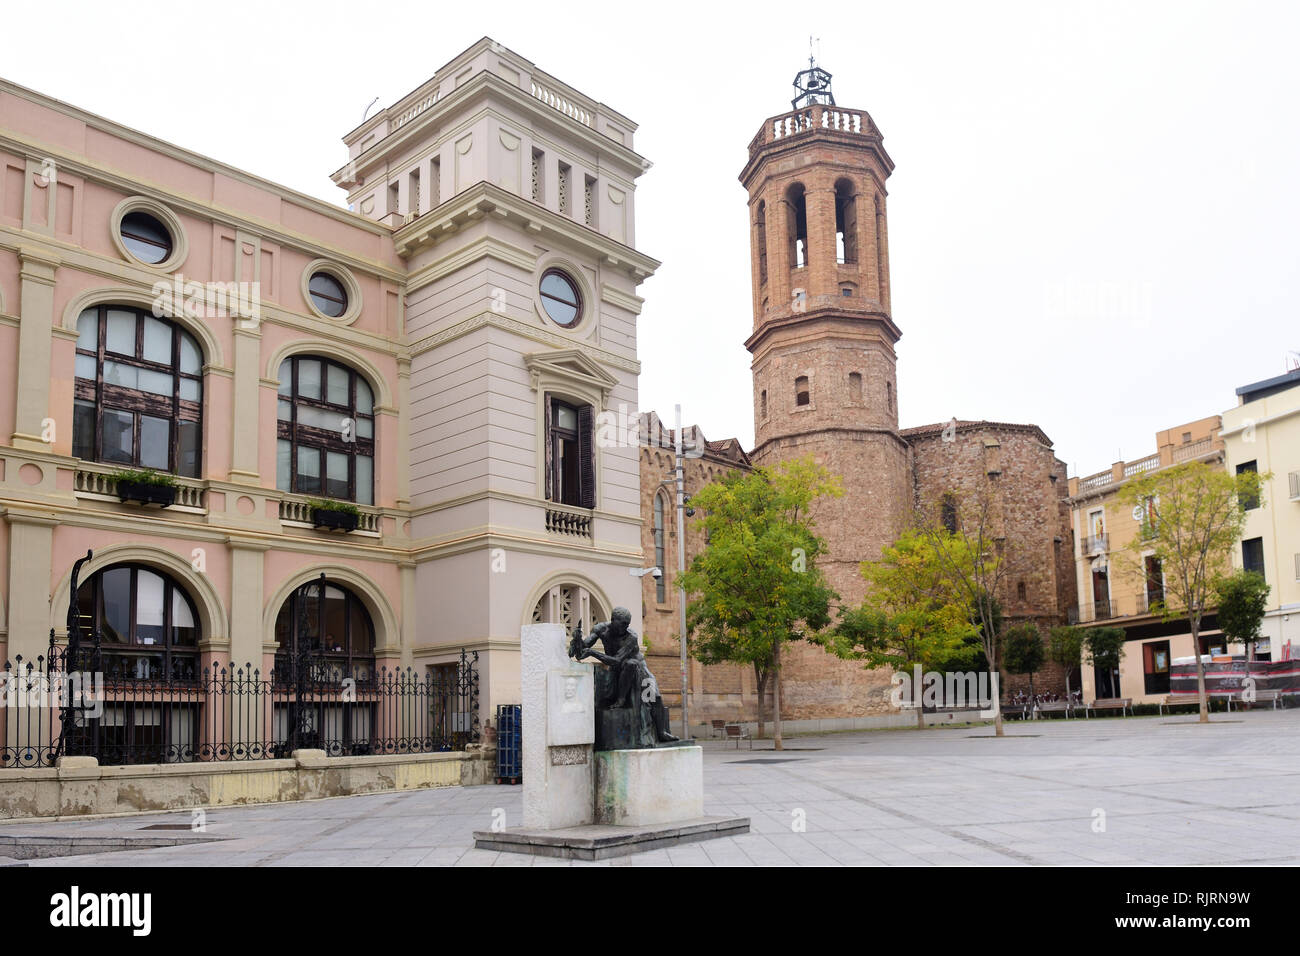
[3,711,1298,866]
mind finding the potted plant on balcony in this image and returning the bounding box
[111,468,178,507]
[308,498,360,533]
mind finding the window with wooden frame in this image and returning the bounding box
[544,395,594,509]
[274,579,376,679]
[75,564,201,681]
[72,305,202,476]
[276,356,375,504]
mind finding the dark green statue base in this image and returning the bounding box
[595,707,656,751]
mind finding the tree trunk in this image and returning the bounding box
[753,662,767,740]
[1191,618,1209,723]
[773,640,783,751]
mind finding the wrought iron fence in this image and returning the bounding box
[2,632,479,769]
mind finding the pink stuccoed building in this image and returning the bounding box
[0,37,657,769]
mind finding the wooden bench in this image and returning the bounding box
[1034,700,1072,719]
[724,724,752,749]
[1158,695,1202,715]
[710,719,727,739]
[1227,689,1282,712]
[1085,697,1132,717]
[1001,704,1029,721]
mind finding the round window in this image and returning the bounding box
[308,272,348,318]
[120,211,173,265]
[540,270,582,327]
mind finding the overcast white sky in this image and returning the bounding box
[5,1,1298,476]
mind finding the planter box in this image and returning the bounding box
[116,481,176,508]
[312,509,358,532]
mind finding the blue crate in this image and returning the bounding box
[495,703,522,784]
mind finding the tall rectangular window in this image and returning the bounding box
[545,396,594,509]
[1242,537,1265,578]
[1142,640,1171,695]
[1236,460,1259,510]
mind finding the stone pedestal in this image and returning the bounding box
[521,623,595,830]
[595,745,703,826]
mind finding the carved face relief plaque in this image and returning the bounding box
[547,666,594,747]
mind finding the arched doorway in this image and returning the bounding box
[272,576,378,756]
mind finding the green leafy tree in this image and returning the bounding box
[679,457,842,750]
[1047,626,1085,701]
[1082,626,1126,696]
[1214,570,1271,662]
[913,483,1012,735]
[833,530,978,728]
[1118,461,1268,722]
[1002,623,1046,702]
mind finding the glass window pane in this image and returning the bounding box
[356,416,373,439]
[556,404,577,431]
[326,364,350,405]
[137,368,174,397]
[103,361,138,390]
[142,316,172,364]
[180,378,200,402]
[75,353,96,380]
[278,398,292,422]
[296,404,347,433]
[140,415,169,469]
[298,359,321,400]
[73,400,96,460]
[100,567,133,643]
[355,455,373,506]
[296,446,321,494]
[308,273,347,317]
[172,590,197,646]
[179,332,201,374]
[76,309,98,350]
[120,212,171,264]
[277,360,293,396]
[102,410,134,463]
[178,420,200,478]
[135,570,165,647]
[105,310,136,355]
[356,379,373,414]
[276,439,292,490]
[326,451,349,500]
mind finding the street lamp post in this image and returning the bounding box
[674,404,689,741]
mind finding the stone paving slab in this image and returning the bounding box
[1,711,1297,866]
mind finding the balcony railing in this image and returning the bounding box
[1093,599,1114,620]
[1173,437,1214,462]
[73,465,206,510]
[279,496,382,534]
[545,503,592,539]
[1138,589,1165,615]
[1081,533,1109,554]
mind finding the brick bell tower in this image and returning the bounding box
[741,60,912,608]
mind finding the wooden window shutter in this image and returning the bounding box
[544,393,553,502]
[578,403,595,509]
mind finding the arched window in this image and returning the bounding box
[73,305,203,476]
[835,179,857,264]
[849,372,863,403]
[653,492,667,603]
[274,579,376,678]
[795,375,810,407]
[760,389,768,420]
[786,183,807,269]
[531,584,607,633]
[75,564,201,681]
[755,201,768,285]
[277,356,375,504]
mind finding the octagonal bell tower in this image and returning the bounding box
[741,62,911,607]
